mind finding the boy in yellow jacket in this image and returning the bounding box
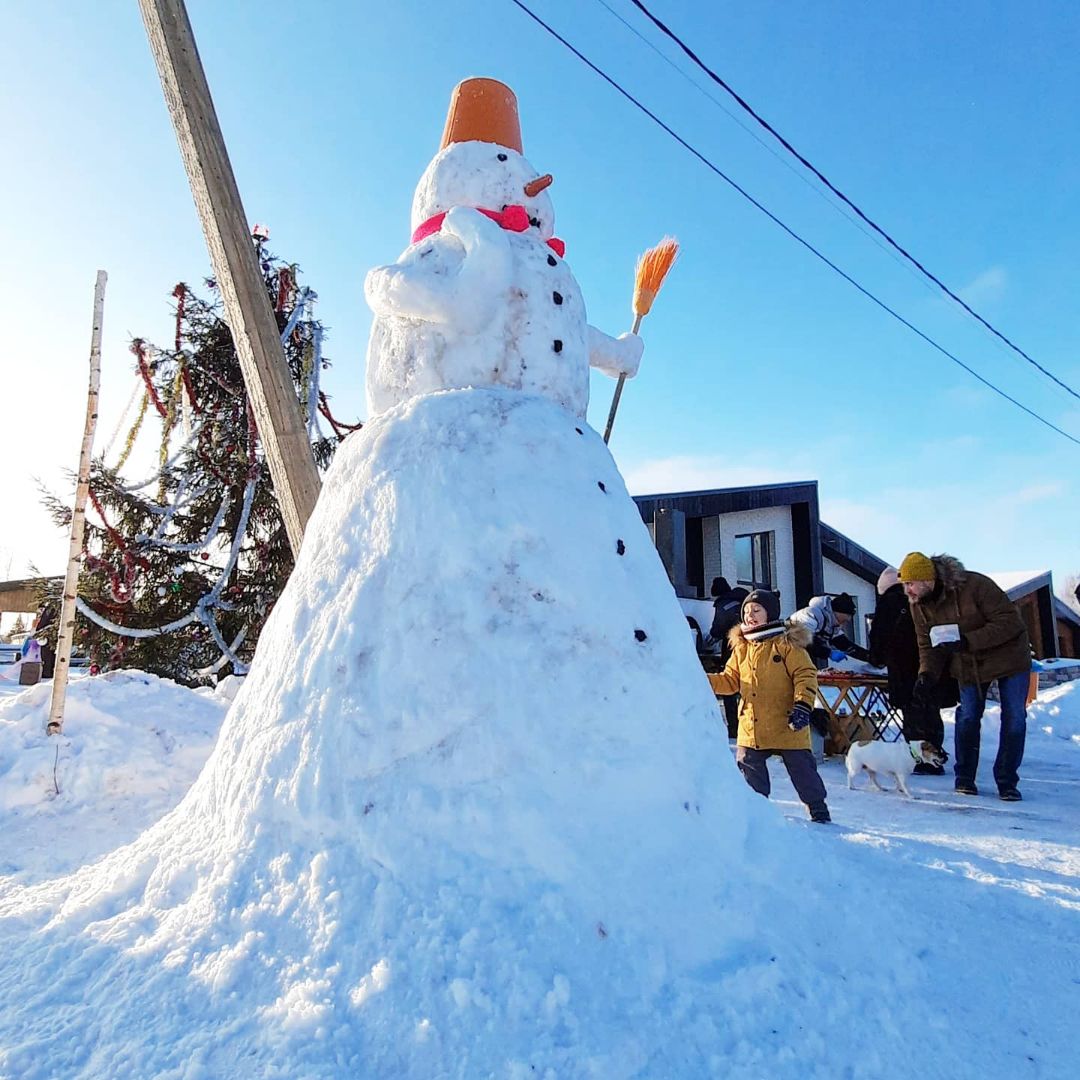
[709,589,830,823]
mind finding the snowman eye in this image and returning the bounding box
[497,153,508,162]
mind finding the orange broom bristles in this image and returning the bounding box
[632,236,679,318]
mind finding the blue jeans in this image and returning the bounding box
[954,670,1028,791]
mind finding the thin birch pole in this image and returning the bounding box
[47,271,107,737]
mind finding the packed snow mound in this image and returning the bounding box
[0,390,1073,1078]
[0,671,225,881]
[1029,681,1080,744]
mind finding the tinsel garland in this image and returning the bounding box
[77,473,258,670]
[276,265,296,314]
[319,390,363,438]
[80,273,359,679]
[101,378,144,461]
[118,427,196,493]
[138,490,228,552]
[132,339,167,417]
[172,282,186,352]
[115,391,150,472]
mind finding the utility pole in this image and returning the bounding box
[138,0,320,557]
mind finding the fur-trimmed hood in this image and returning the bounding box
[908,554,1030,687]
[728,621,813,650]
[930,554,967,592]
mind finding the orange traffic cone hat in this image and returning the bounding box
[440,78,523,153]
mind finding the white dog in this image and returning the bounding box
[845,739,948,798]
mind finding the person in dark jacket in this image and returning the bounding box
[869,567,953,774]
[900,552,1030,801]
[705,577,748,737]
[32,604,57,680]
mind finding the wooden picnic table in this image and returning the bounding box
[816,672,903,755]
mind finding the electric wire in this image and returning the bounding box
[627,0,1080,402]
[591,0,939,300]
[506,0,1080,447]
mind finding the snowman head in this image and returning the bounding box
[410,141,556,241]
[409,78,556,242]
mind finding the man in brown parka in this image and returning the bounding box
[899,552,1030,801]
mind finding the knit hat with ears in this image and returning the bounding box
[898,552,936,583]
[877,566,899,595]
[741,589,781,623]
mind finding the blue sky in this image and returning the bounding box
[1,0,1077,598]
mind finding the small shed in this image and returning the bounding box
[989,571,1058,660]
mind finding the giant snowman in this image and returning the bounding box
[0,80,952,1079]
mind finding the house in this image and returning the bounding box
[1054,598,1080,659]
[632,482,884,647]
[988,572,1063,661]
[633,483,1070,659]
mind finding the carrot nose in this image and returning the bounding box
[524,174,553,198]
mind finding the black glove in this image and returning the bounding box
[912,673,937,706]
[788,701,813,731]
[847,643,871,663]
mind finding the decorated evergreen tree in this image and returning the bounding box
[42,241,360,684]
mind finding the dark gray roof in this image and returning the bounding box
[819,522,888,585]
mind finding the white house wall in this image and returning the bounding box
[822,559,877,646]
[704,507,797,615]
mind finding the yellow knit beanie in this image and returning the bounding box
[898,552,935,582]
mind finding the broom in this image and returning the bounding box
[602,236,679,445]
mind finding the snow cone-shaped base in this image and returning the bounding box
[0,390,973,1077]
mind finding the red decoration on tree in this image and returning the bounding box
[40,249,360,684]
[132,339,167,418]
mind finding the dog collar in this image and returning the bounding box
[908,742,923,762]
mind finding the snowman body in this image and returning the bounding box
[365,141,638,418]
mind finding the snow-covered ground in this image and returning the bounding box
[2,666,1078,1077]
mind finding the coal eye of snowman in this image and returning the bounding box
[497,153,508,161]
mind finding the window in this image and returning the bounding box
[734,532,774,590]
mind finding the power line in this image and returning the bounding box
[591,0,940,299]
[627,0,1080,403]
[506,0,1080,447]
[598,0,1061,404]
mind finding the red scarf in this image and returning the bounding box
[411,205,566,258]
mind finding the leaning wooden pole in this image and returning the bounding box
[48,271,107,737]
[138,0,320,556]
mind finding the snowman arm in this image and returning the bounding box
[587,325,644,379]
[364,207,513,333]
